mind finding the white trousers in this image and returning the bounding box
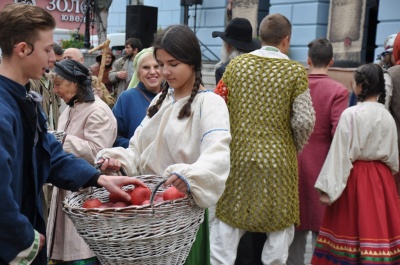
[210,218,294,265]
[287,230,318,265]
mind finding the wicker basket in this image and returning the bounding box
[62,175,205,265]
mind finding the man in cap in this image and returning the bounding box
[212,17,261,84]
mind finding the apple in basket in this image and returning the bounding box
[112,201,129,208]
[82,198,102,208]
[130,186,151,205]
[109,190,132,204]
[163,186,186,201]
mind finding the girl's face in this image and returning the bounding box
[53,76,78,104]
[155,48,195,95]
[138,55,162,93]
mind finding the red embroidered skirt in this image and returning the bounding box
[312,160,400,264]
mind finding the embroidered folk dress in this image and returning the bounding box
[312,102,400,264]
[97,88,231,265]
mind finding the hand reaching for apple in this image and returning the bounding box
[97,175,147,202]
[164,174,188,194]
[96,157,147,201]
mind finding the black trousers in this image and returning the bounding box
[235,232,267,265]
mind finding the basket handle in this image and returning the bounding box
[150,179,167,207]
[95,160,128,176]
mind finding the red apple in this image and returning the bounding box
[162,186,186,201]
[141,200,150,205]
[82,198,102,208]
[130,187,151,205]
[109,190,131,204]
[112,202,128,208]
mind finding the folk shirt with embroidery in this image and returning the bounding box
[215,48,315,232]
[97,89,232,208]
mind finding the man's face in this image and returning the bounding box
[124,45,133,57]
[63,48,84,63]
[48,53,64,69]
[22,30,55,80]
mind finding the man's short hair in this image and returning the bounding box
[259,13,292,46]
[0,3,55,57]
[125,38,143,53]
[308,38,333,68]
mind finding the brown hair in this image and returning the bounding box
[0,3,55,57]
[308,37,333,68]
[259,13,292,46]
[148,25,203,119]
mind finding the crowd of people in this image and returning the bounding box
[1,2,400,265]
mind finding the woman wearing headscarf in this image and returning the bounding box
[46,59,117,265]
[113,47,163,148]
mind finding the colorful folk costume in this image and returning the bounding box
[312,102,400,264]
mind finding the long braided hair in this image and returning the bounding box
[148,25,203,119]
[354,63,386,105]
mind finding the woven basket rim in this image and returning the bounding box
[62,175,197,215]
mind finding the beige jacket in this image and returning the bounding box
[47,96,117,261]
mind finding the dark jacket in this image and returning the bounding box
[112,82,158,148]
[0,75,99,265]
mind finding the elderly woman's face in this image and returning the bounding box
[53,76,78,104]
[138,55,162,92]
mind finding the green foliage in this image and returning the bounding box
[61,32,85,49]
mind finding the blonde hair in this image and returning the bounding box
[128,47,154,88]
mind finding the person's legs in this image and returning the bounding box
[286,230,309,265]
[261,225,294,265]
[235,232,255,265]
[210,218,246,265]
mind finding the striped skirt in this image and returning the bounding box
[312,161,400,264]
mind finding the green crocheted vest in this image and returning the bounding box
[216,54,308,232]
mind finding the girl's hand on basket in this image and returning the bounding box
[164,174,188,194]
[97,157,121,171]
[98,175,147,201]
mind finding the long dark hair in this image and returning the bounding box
[148,25,203,119]
[354,63,386,104]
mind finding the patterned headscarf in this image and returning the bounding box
[53,59,94,103]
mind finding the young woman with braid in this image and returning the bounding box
[95,24,231,265]
[312,63,400,264]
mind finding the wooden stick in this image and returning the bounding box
[89,39,111,87]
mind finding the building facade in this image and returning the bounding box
[107,0,400,66]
